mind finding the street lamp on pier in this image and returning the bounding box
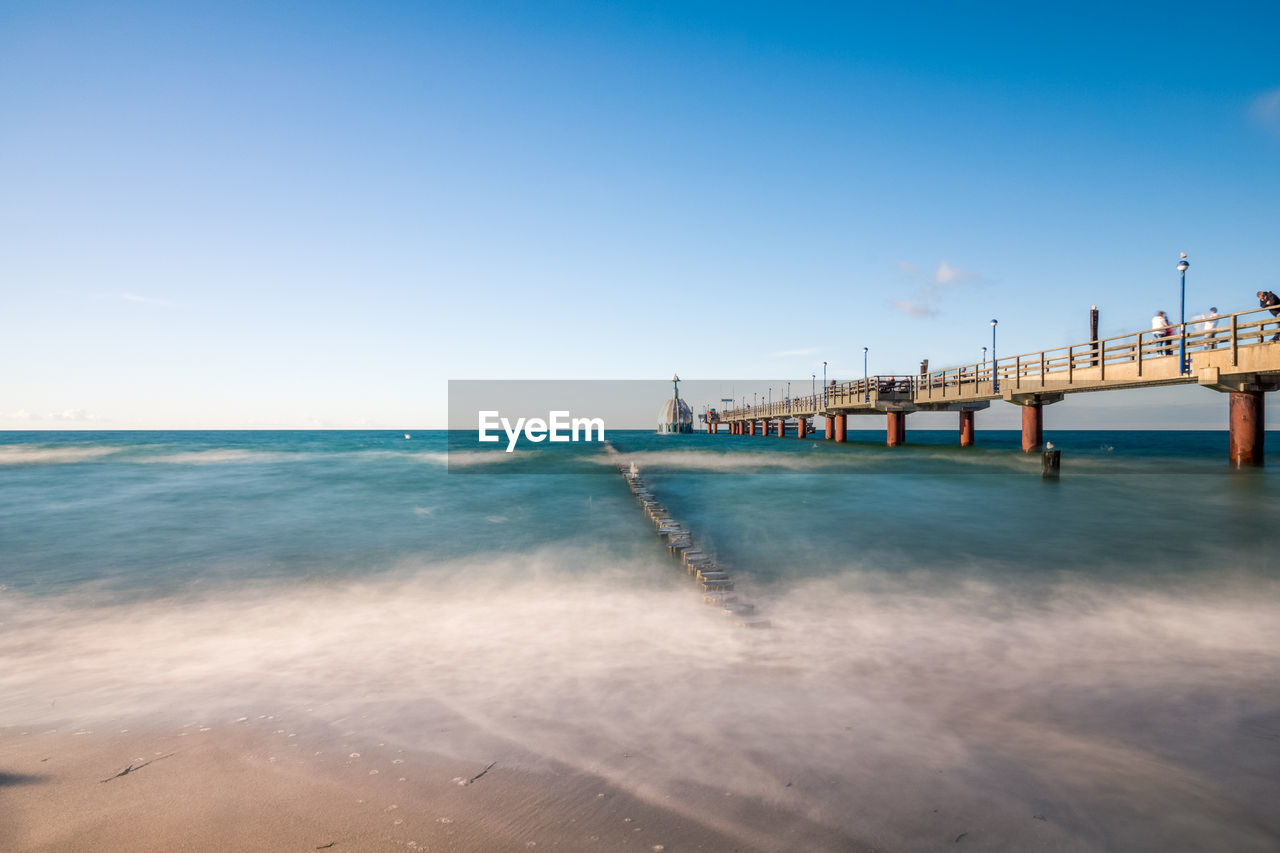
[822,361,827,407]
[863,346,869,402]
[1178,253,1190,374]
[990,320,999,393]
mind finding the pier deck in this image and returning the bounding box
[705,304,1280,465]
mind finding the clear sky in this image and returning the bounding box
[2,0,1278,429]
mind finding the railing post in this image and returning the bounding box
[1231,313,1239,367]
[1137,331,1143,377]
[1015,355,1021,390]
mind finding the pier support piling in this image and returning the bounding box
[1229,390,1265,467]
[776,419,785,438]
[825,416,834,440]
[1021,403,1043,453]
[959,410,975,446]
[886,411,906,447]
[797,417,807,439]
[834,414,847,443]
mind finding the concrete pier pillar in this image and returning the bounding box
[1021,403,1043,453]
[959,410,974,446]
[1229,391,1265,467]
[887,411,905,447]
[834,414,847,443]
[776,419,785,438]
[797,417,807,438]
[746,421,754,436]
[825,416,834,440]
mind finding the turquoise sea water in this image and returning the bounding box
[2,429,1279,850]
[1,429,1274,597]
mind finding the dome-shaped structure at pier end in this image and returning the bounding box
[658,374,693,434]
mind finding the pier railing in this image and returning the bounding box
[916,305,1280,400]
[723,375,918,420]
[718,305,1280,419]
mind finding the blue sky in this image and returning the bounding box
[2,0,1278,428]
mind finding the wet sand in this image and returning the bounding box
[0,718,873,852]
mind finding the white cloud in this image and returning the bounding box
[890,261,980,318]
[890,299,937,318]
[47,409,99,422]
[1252,87,1280,134]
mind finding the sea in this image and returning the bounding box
[2,429,1278,850]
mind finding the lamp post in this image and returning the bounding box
[863,346,869,402]
[990,320,999,393]
[982,346,987,375]
[1178,252,1190,374]
[811,373,815,403]
[822,361,827,407]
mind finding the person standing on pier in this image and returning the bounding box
[1197,307,1220,348]
[1152,310,1172,355]
[1258,291,1280,341]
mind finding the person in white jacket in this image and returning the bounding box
[1196,307,1220,348]
[1151,310,1172,356]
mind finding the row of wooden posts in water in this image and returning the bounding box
[604,442,770,628]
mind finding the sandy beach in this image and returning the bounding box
[5,561,1280,851]
[2,719,781,853]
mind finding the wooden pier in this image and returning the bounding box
[703,304,1280,466]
